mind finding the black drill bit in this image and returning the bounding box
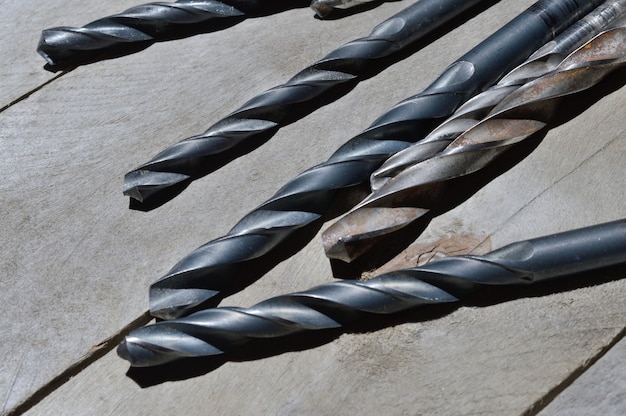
[37,0,311,71]
[322,15,626,268]
[147,0,603,320]
[122,0,490,210]
[118,219,626,367]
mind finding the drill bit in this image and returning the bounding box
[371,0,626,190]
[310,0,378,18]
[147,0,602,320]
[322,17,626,267]
[122,0,490,210]
[37,0,311,71]
[118,219,626,367]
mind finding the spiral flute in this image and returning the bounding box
[37,0,311,71]
[310,0,378,18]
[322,16,626,265]
[118,219,626,367]
[147,0,602,320]
[371,0,626,190]
[122,0,488,209]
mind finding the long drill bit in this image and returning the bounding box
[322,17,626,267]
[311,0,379,18]
[37,0,311,71]
[118,219,626,367]
[371,0,626,190]
[122,0,490,210]
[147,0,603,320]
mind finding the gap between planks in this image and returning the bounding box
[0,72,68,114]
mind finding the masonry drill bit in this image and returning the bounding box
[323,18,626,267]
[146,0,601,320]
[371,0,626,190]
[310,0,378,18]
[118,219,626,367]
[37,0,311,71]
[122,0,490,210]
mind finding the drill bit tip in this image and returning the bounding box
[323,207,428,262]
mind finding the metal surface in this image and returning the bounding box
[118,219,626,367]
[323,16,626,266]
[122,0,487,210]
[310,0,378,18]
[371,0,626,190]
[146,0,602,320]
[37,0,311,71]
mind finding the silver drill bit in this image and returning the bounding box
[118,219,626,367]
[122,0,490,210]
[147,0,603,320]
[371,0,626,190]
[310,0,378,18]
[322,17,626,266]
[37,0,311,71]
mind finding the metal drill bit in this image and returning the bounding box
[371,0,626,190]
[310,0,378,18]
[323,17,626,266]
[118,219,626,367]
[37,0,311,71]
[122,0,489,209]
[147,0,602,320]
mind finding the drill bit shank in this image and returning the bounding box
[118,219,626,367]
[147,0,603,320]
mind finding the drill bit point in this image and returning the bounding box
[310,0,376,18]
[323,207,428,262]
[123,170,190,202]
[118,326,223,367]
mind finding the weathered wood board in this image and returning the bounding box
[1,0,624,414]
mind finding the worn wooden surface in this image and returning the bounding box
[1,0,624,415]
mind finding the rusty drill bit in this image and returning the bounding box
[147,0,602,320]
[122,0,490,210]
[37,0,311,71]
[310,0,378,18]
[322,16,626,268]
[371,0,626,190]
[118,219,626,367]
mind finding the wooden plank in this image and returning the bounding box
[2,0,624,414]
[539,335,626,415]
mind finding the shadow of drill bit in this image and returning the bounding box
[125,262,625,387]
[328,67,626,278]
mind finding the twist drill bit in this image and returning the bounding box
[118,219,626,367]
[322,17,626,267]
[37,0,311,71]
[310,0,378,18]
[147,0,602,320]
[371,0,626,190]
[122,0,490,209]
